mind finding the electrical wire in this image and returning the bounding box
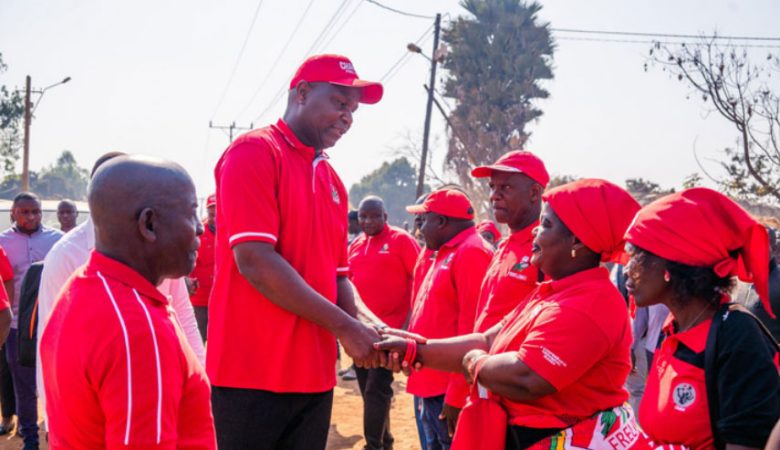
[234,0,317,121]
[552,27,780,42]
[318,0,365,51]
[555,35,780,49]
[210,0,266,120]
[380,23,434,83]
[366,0,434,20]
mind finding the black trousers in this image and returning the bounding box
[212,386,333,450]
[356,367,395,450]
[0,345,14,419]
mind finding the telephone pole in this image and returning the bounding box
[416,13,441,198]
[209,121,254,143]
[22,76,32,192]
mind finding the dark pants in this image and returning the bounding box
[193,305,208,342]
[0,344,15,419]
[212,386,333,450]
[415,395,451,450]
[5,331,38,447]
[356,367,394,450]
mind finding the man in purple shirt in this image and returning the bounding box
[0,192,62,450]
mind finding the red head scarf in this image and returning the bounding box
[476,220,501,242]
[543,179,641,264]
[625,187,772,317]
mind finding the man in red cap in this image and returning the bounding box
[470,150,549,332]
[403,188,493,449]
[187,193,217,341]
[210,54,385,450]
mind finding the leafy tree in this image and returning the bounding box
[349,157,423,228]
[441,0,554,216]
[0,150,89,200]
[0,52,24,175]
[625,177,674,205]
[648,38,780,204]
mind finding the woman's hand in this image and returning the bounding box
[373,336,409,373]
[462,349,489,384]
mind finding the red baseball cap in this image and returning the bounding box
[206,193,216,207]
[289,54,383,104]
[405,189,474,220]
[471,150,549,187]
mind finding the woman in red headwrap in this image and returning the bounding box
[377,179,645,449]
[477,219,502,248]
[624,187,780,450]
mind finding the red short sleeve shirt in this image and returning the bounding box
[207,119,349,392]
[407,227,493,404]
[40,251,216,450]
[474,222,538,333]
[188,222,215,307]
[490,267,632,429]
[0,246,11,311]
[348,225,420,329]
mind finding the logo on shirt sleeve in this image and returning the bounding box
[331,184,341,204]
[541,346,567,367]
[672,383,696,410]
[379,243,389,254]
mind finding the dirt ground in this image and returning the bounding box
[0,356,420,450]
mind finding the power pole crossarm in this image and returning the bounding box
[209,121,254,143]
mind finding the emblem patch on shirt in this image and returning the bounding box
[441,253,455,269]
[511,261,529,272]
[331,184,341,204]
[541,346,567,367]
[379,243,389,253]
[672,382,696,410]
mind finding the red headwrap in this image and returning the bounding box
[625,187,773,317]
[476,220,501,241]
[543,179,641,264]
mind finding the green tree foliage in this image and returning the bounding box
[349,157,422,227]
[0,150,89,200]
[0,52,24,175]
[441,0,554,215]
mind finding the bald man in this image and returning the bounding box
[40,156,216,449]
[56,200,78,233]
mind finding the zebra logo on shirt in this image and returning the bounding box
[672,382,696,410]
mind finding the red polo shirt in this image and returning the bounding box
[407,227,493,406]
[0,246,12,310]
[348,224,420,329]
[188,221,215,307]
[474,222,538,333]
[412,247,435,303]
[490,267,631,429]
[40,251,216,450]
[208,119,349,393]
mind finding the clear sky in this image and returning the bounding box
[1,0,779,204]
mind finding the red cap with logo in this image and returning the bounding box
[206,193,217,207]
[405,188,474,220]
[471,150,549,187]
[289,54,383,104]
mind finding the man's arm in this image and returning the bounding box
[337,276,386,328]
[0,308,10,347]
[234,242,380,366]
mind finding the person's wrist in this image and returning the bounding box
[464,350,489,381]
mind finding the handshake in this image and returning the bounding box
[338,321,426,374]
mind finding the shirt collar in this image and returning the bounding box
[12,224,43,235]
[86,250,168,304]
[538,266,609,296]
[662,312,712,349]
[441,226,478,250]
[272,119,319,159]
[509,220,538,244]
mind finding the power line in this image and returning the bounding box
[210,0,266,120]
[366,0,434,20]
[319,0,365,51]
[234,0,317,121]
[552,27,780,42]
[380,23,434,83]
[556,35,780,49]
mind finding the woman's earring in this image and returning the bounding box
[571,248,576,258]
[663,270,670,283]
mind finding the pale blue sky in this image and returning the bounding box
[1,0,779,203]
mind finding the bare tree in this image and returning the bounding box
[648,37,780,204]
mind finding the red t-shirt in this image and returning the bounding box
[40,251,216,450]
[208,119,349,393]
[490,267,631,429]
[412,247,436,303]
[188,221,215,307]
[0,246,12,311]
[474,222,538,333]
[407,227,493,406]
[348,224,420,329]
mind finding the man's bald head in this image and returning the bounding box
[357,195,387,237]
[89,155,203,285]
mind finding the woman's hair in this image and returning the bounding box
[665,257,735,308]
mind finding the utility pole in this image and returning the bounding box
[22,76,32,192]
[209,121,253,143]
[416,13,441,199]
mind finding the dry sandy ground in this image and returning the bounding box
[0,357,420,450]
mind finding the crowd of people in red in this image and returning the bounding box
[0,53,776,450]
